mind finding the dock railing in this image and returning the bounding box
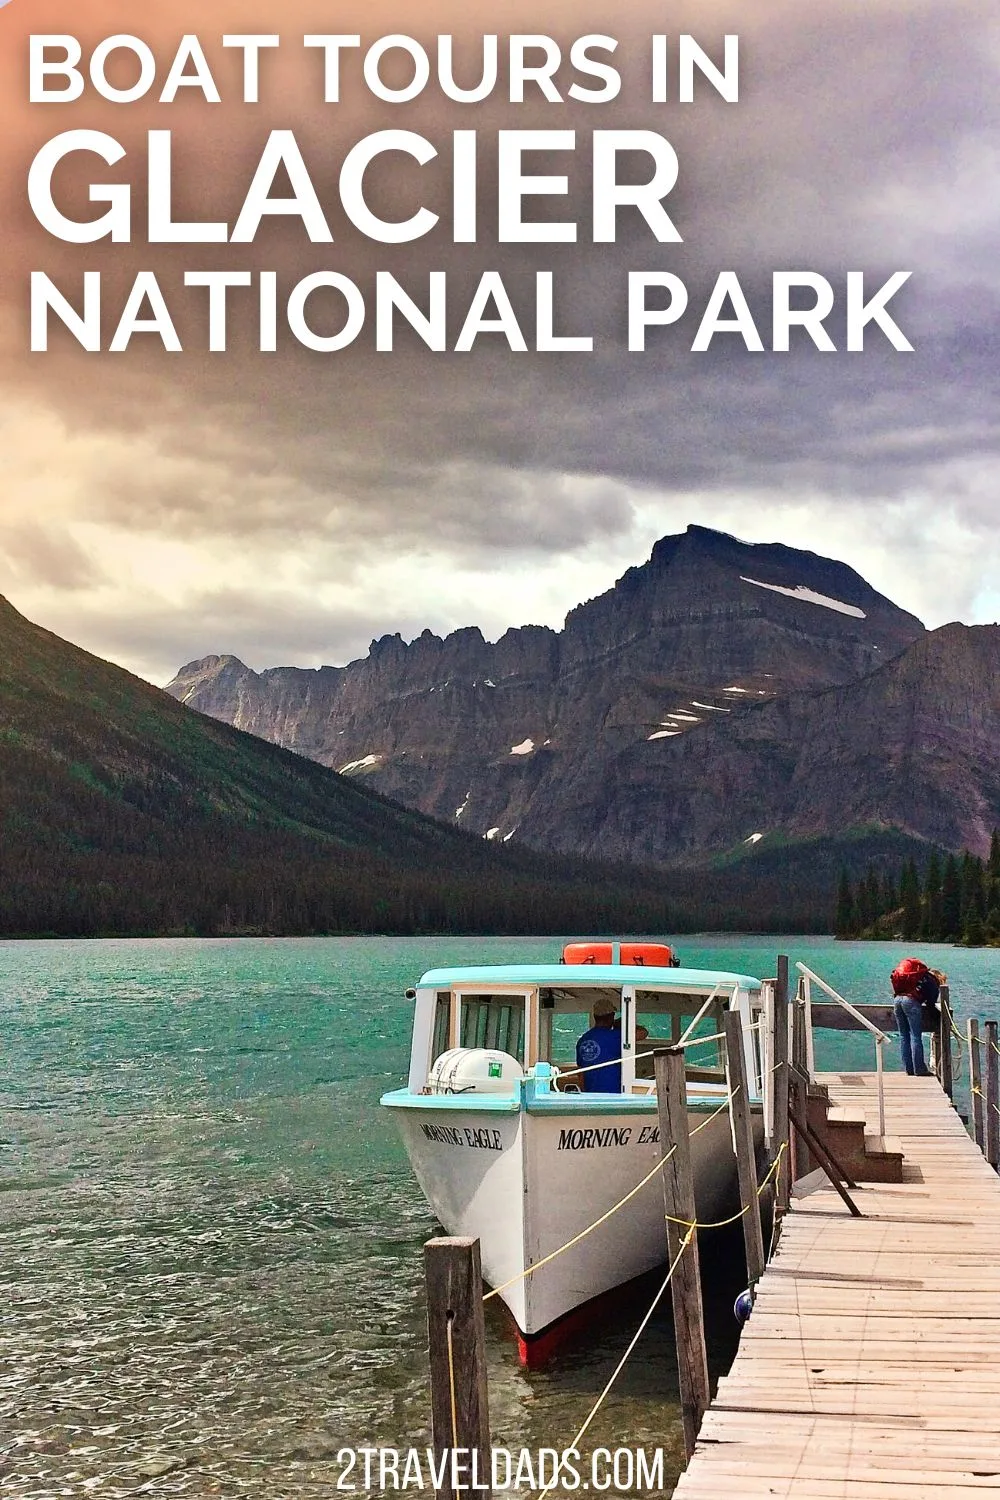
[795,960,888,1138]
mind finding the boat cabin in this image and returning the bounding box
[405,964,764,1099]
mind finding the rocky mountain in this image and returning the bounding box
[529,621,1000,867]
[168,526,942,866]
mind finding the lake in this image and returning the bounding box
[1,934,997,1497]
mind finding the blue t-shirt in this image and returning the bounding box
[576,1025,621,1092]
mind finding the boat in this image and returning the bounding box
[380,943,766,1361]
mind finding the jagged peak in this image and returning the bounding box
[372,624,491,657]
[172,653,253,678]
[563,524,925,635]
[497,622,559,644]
[369,632,406,657]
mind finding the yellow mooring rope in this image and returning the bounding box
[445,1315,459,1453]
[534,1228,696,1500]
[663,1140,787,1233]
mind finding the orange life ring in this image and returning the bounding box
[561,942,612,965]
[621,942,676,968]
[561,941,677,967]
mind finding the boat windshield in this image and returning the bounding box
[538,985,728,1091]
[635,988,726,1083]
[459,992,526,1063]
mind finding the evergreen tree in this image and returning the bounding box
[834,869,856,938]
[986,831,1000,944]
[922,850,943,941]
[964,909,986,947]
[940,853,962,941]
[961,853,986,930]
[900,859,921,939]
[881,870,899,917]
[986,899,1000,946]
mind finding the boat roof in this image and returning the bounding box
[417,964,761,990]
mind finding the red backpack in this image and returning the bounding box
[891,958,929,997]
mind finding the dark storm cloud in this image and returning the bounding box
[2,0,998,676]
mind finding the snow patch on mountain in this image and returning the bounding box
[741,577,866,619]
[339,754,382,774]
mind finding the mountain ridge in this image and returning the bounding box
[167,525,946,864]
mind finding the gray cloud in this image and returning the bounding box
[1,0,998,677]
[0,523,106,591]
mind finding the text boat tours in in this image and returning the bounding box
[381,943,765,1358]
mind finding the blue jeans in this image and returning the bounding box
[894,996,930,1076]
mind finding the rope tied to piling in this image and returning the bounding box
[663,1141,788,1233]
[968,1030,1000,1059]
[482,1090,737,1304]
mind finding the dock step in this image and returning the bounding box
[802,1098,905,1184]
[826,1106,868,1126]
[864,1133,903,1158]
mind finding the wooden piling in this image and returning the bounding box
[424,1237,492,1500]
[985,1021,1000,1172]
[938,984,954,1100]
[792,979,809,1076]
[772,955,791,1214]
[654,1048,710,1460]
[969,1018,985,1154]
[790,993,810,1177]
[724,1011,765,1289]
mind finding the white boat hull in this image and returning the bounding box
[393,1099,750,1339]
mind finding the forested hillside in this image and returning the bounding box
[0,595,688,937]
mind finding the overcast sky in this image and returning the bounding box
[2,0,998,683]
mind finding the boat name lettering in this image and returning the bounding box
[638,1125,660,1145]
[557,1127,633,1151]
[420,1123,503,1150]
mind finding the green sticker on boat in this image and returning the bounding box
[488,1060,502,1078]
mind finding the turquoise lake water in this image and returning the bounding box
[1,934,998,1498]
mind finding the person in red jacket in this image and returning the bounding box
[890,958,937,1076]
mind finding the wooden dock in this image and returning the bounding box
[674,1071,1000,1498]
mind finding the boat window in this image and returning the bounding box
[459,994,526,1062]
[537,989,624,1090]
[431,991,452,1065]
[547,1007,598,1063]
[635,990,727,1081]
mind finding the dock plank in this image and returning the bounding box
[673,1072,1000,1496]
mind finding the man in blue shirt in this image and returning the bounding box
[576,996,621,1092]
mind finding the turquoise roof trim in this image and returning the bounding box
[523,1092,727,1116]
[380,1087,742,1116]
[415,964,761,990]
[380,1087,520,1112]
